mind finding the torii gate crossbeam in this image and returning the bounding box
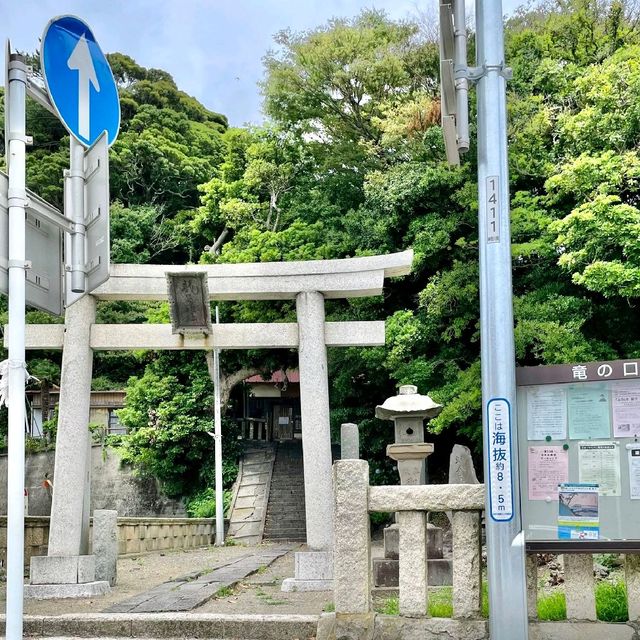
[21,250,412,595]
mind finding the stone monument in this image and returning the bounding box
[372,385,453,587]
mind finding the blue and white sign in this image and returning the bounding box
[41,15,120,147]
[487,398,514,522]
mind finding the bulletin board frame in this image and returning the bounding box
[516,359,640,552]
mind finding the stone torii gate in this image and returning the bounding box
[17,250,412,594]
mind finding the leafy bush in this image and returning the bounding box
[185,487,233,518]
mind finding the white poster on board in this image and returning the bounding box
[629,445,640,500]
[612,381,640,438]
[527,386,567,440]
[578,441,621,497]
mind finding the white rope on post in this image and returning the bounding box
[0,359,38,407]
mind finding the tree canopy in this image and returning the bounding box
[2,0,639,497]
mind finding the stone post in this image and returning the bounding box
[282,291,333,591]
[526,553,538,620]
[340,423,360,460]
[93,510,118,587]
[333,460,370,613]
[452,510,482,618]
[48,294,96,557]
[398,510,427,616]
[624,554,640,620]
[564,554,596,620]
[26,295,110,599]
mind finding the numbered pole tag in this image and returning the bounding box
[487,398,514,521]
[486,175,500,243]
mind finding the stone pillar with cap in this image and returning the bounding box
[372,385,453,591]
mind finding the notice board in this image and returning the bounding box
[516,359,640,549]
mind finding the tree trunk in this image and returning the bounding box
[204,352,259,411]
[208,227,230,255]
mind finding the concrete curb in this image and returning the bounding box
[0,613,319,639]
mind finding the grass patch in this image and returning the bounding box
[324,602,335,612]
[428,586,453,618]
[375,587,454,617]
[379,596,399,615]
[374,579,627,623]
[596,581,628,622]
[481,581,489,618]
[538,592,566,621]
[537,581,628,622]
[376,582,489,618]
[215,585,235,598]
[255,586,287,606]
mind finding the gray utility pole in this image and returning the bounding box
[475,1,528,638]
[213,306,224,546]
[5,51,28,640]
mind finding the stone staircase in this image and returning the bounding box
[262,440,307,542]
[227,442,276,544]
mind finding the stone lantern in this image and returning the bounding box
[376,384,442,485]
[373,384,453,587]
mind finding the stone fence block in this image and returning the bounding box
[368,484,484,513]
[0,516,217,571]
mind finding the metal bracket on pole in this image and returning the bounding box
[7,260,29,270]
[453,0,469,154]
[25,78,57,117]
[65,141,87,294]
[464,64,513,86]
[7,133,32,145]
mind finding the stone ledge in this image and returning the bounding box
[0,613,320,639]
[30,555,96,585]
[24,580,110,600]
[281,577,333,592]
[529,621,636,640]
[317,613,637,640]
[368,484,484,512]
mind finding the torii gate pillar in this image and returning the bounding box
[282,291,334,591]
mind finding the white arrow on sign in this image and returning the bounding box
[67,33,100,140]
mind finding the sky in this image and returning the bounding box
[0,0,525,127]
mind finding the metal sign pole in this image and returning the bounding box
[5,51,28,640]
[68,136,86,294]
[475,0,528,638]
[213,307,224,545]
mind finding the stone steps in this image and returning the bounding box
[227,443,277,544]
[263,441,306,542]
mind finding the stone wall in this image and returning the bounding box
[0,516,216,569]
[111,517,215,555]
[0,445,185,517]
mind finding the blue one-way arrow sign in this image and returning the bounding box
[41,15,120,147]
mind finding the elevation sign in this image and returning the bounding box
[41,15,120,147]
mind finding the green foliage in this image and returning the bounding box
[376,586,471,618]
[595,581,628,622]
[537,581,629,622]
[596,553,623,569]
[116,354,243,499]
[185,488,233,518]
[18,0,640,496]
[378,595,399,616]
[537,591,567,621]
[262,10,438,152]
